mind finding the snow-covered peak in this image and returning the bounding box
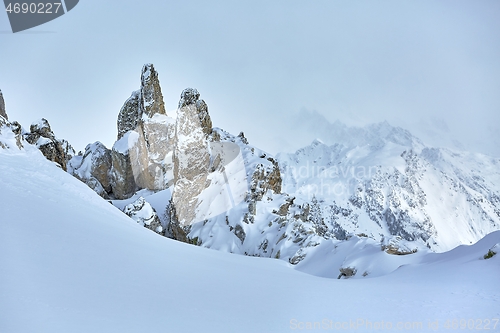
[277,130,500,253]
[284,110,424,153]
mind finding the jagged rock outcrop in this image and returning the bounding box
[338,267,357,279]
[249,157,282,201]
[0,92,25,150]
[170,88,212,227]
[123,197,163,234]
[24,119,74,171]
[111,64,175,199]
[117,64,166,140]
[67,64,500,271]
[483,243,499,259]
[117,91,141,140]
[69,142,113,198]
[111,133,140,199]
[140,64,166,118]
[178,88,213,136]
[381,236,418,255]
[0,89,7,121]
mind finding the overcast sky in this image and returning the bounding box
[1,0,499,156]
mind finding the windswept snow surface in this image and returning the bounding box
[1,138,499,332]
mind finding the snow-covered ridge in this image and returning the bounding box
[2,63,500,276]
[1,142,499,332]
[277,133,500,253]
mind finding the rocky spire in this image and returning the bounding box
[116,64,167,140]
[140,64,166,118]
[0,89,7,120]
[112,64,174,199]
[171,88,212,227]
[178,88,212,136]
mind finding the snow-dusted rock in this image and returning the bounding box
[140,64,166,118]
[123,197,163,234]
[117,90,141,141]
[170,88,212,228]
[249,156,282,201]
[338,266,357,279]
[24,118,74,171]
[483,243,499,259]
[117,64,166,140]
[110,132,140,199]
[0,89,7,121]
[69,142,113,198]
[0,92,25,149]
[111,65,175,199]
[381,235,418,255]
[178,88,213,136]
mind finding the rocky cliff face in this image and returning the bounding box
[65,65,287,249]
[68,64,175,200]
[117,91,141,141]
[0,90,7,121]
[170,88,212,228]
[140,64,166,118]
[0,91,26,150]
[110,64,175,199]
[116,64,167,140]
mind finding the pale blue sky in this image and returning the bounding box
[1,0,499,156]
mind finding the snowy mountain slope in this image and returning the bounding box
[57,63,500,268]
[20,64,490,266]
[1,126,499,333]
[277,129,500,253]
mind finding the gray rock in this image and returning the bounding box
[70,142,113,197]
[112,64,175,199]
[0,89,7,121]
[9,121,24,149]
[24,118,72,171]
[140,116,176,189]
[234,224,246,243]
[381,236,418,255]
[171,90,211,227]
[178,88,213,136]
[123,197,163,234]
[178,88,200,108]
[117,90,141,140]
[249,158,282,201]
[111,139,139,199]
[117,64,167,140]
[338,267,357,279]
[140,64,166,118]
